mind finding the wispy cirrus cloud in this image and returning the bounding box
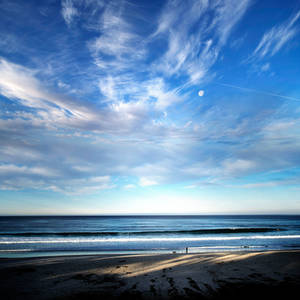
[0,57,99,126]
[152,0,251,86]
[61,0,79,26]
[252,10,300,59]
[89,8,140,58]
[0,58,154,134]
[74,0,254,138]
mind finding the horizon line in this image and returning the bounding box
[1,213,300,217]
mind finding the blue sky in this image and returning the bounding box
[0,0,300,215]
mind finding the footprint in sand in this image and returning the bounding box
[187,277,202,292]
[131,283,137,290]
[150,284,157,295]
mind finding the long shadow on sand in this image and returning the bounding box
[1,251,300,300]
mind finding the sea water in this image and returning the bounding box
[0,215,300,257]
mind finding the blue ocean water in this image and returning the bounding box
[0,215,300,257]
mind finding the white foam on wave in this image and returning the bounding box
[1,235,300,244]
[0,249,33,252]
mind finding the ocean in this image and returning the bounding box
[1,215,300,257]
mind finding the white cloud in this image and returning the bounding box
[264,120,296,132]
[0,58,47,108]
[0,164,59,177]
[89,176,110,183]
[214,0,252,45]
[139,177,158,187]
[0,33,20,53]
[237,181,280,188]
[184,121,192,128]
[59,176,114,195]
[0,58,92,121]
[124,184,136,189]
[145,78,183,110]
[222,159,256,176]
[252,10,300,59]
[61,0,79,26]
[88,3,145,65]
[261,63,270,72]
[98,76,117,101]
[233,176,300,189]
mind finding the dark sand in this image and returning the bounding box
[1,250,300,299]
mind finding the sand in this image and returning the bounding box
[1,250,300,299]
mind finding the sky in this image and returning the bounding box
[0,0,300,215]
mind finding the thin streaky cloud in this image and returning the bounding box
[252,10,300,59]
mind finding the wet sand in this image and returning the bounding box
[1,250,300,299]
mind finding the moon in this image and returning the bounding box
[198,90,204,97]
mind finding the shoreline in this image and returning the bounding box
[2,245,300,259]
[1,250,300,299]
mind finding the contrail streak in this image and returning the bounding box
[218,83,300,102]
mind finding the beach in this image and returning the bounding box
[1,250,300,299]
